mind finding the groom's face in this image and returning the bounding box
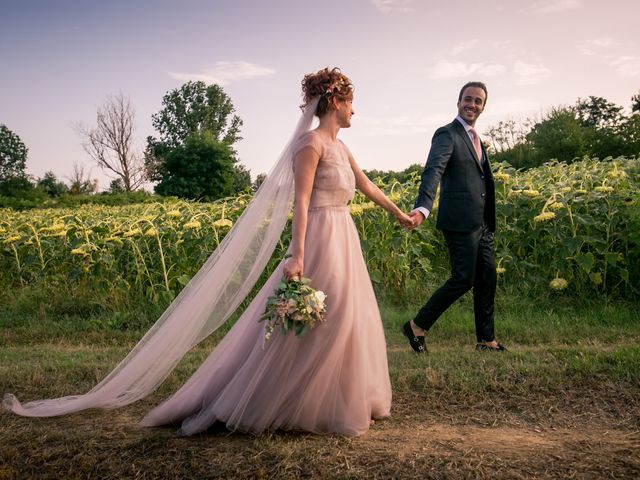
[457,87,486,126]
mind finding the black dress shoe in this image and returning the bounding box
[402,321,426,353]
[475,342,508,352]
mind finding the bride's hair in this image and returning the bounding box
[301,67,353,117]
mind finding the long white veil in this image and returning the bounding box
[3,97,320,417]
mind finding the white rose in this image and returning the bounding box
[314,291,326,304]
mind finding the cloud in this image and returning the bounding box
[357,113,449,136]
[579,37,622,56]
[487,98,542,117]
[170,61,275,85]
[513,61,552,85]
[578,47,596,57]
[530,0,581,14]
[428,61,506,79]
[371,0,414,14]
[611,56,640,77]
[451,40,478,56]
[587,37,619,48]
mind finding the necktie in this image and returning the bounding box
[469,128,483,163]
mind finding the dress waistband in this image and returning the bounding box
[308,205,349,212]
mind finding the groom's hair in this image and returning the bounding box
[458,81,488,105]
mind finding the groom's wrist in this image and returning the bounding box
[411,207,430,220]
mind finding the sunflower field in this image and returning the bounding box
[1,156,638,322]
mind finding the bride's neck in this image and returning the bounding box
[317,115,340,141]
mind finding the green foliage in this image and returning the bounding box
[364,163,423,184]
[0,176,46,209]
[50,190,159,208]
[492,157,639,298]
[0,175,35,197]
[351,174,441,301]
[0,197,248,309]
[150,81,242,149]
[631,90,640,114]
[526,107,590,162]
[485,93,640,169]
[37,171,68,197]
[575,96,624,130]
[618,114,640,157]
[108,178,125,194]
[252,172,267,192]
[232,163,252,194]
[1,157,638,323]
[491,141,538,169]
[0,124,28,181]
[145,81,250,198]
[154,132,235,200]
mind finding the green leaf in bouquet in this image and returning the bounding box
[296,324,309,337]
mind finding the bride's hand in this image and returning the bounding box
[395,211,414,229]
[283,256,304,280]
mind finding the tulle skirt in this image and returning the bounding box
[141,206,391,436]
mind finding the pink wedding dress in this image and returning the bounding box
[141,130,392,436]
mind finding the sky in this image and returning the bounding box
[2,0,639,190]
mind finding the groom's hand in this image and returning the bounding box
[408,210,425,227]
[396,211,414,229]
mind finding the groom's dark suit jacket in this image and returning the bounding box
[414,118,496,233]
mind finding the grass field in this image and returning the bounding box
[1,295,639,479]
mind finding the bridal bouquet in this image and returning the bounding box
[260,276,327,342]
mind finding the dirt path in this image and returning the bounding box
[2,408,638,479]
[364,422,639,479]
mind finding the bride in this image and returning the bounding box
[5,67,412,436]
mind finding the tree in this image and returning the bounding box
[364,163,423,184]
[232,164,252,194]
[67,163,98,195]
[108,178,125,194]
[574,97,629,159]
[619,114,640,157]
[78,93,144,192]
[575,96,624,130]
[0,175,35,197]
[37,171,68,197]
[150,81,242,150]
[483,117,540,168]
[632,91,640,114]
[0,124,28,181]
[252,173,267,192]
[154,132,235,200]
[484,118,534,154]
[526,107,589,163]
[145,81,249,197]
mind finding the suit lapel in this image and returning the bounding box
[452,119,484,172]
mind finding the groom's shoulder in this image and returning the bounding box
[431,120,458,140]
[435,120,458,134]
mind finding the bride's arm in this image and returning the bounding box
[284,146,320,279]
[347,150,412,226]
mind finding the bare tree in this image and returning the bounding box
[484,116,536,153]
[78,93,144,192]
[67,162,98,195]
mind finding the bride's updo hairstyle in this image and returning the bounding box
[301,67,353,117]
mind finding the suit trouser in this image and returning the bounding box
[413,224,496,342]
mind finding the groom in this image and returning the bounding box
[402,81,506,353]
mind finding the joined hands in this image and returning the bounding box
[395,210,425,229]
